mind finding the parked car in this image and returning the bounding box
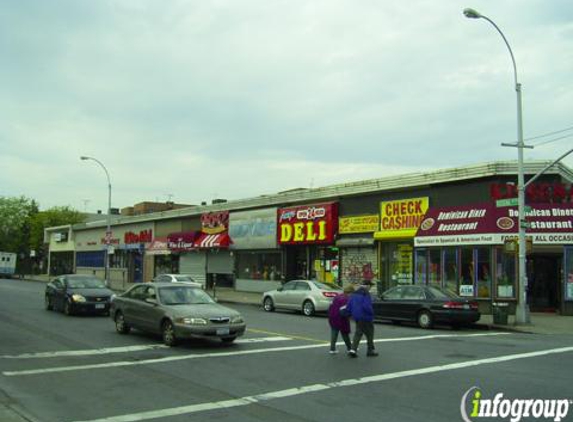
[110,282,246,346]
[45,274,115,316]
[373,285,480,329]
[151,273,203,288]
[262,280,342,316]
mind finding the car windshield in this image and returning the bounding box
[173,275,195,282]
[159,286,215,305]
[427,286,459,299]
[67,277,106,289]
[311,281,340,291]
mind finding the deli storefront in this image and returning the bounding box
[414,202,573,315]
[277,203,340,284]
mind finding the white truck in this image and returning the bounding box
[0,252,17,278]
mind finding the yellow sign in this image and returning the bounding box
[374,197,429,240]
[339,215,379,234]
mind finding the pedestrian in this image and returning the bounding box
[327,284,354,354]
[346,280,378,357]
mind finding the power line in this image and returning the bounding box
[525,124,573,142]
[531,133,573,147]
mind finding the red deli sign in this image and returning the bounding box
[277,203,338,245]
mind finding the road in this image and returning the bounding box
[1,278,572,422]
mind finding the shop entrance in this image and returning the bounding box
[527,254,561,312]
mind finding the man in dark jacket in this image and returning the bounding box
[346,280,378,357]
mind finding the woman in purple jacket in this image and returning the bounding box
[328,284,355,354]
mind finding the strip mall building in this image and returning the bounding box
[46,161,573,315]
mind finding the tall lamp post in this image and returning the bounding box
[463,8,531,324]
[81,156,112,287]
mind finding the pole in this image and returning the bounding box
[464,8,530,324]
[81,156,112,287]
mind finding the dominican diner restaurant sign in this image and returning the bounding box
[277,203,338,245]
[414,202,573,247]
[374,197,430,240]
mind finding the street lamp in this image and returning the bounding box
[464,8,531,324]
[80,156,112,287]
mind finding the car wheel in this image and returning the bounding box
[417,310,433,329]
[263,297,275,312]
[221,337,236,343]
[45,295,53,311]
[64,300,73,316]
[115,312,131,334]
[302,300,315,317]
[162,320,177,347]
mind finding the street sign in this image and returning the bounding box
[496,198,518,207]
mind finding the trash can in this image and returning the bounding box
[492,302,509,325]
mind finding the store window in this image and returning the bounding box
[443,248,458,294]
[109,250,128,268]
[154,255,179,275]
[459,247,475,297]
[476,247,492,298]
[387,243,413,288]
[76,251,105,268]
[414,249,427,285]
[428,249,441,287]
[566,247,573,301]
[495,247,516,299]
[235,251,282,281]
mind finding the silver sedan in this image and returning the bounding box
[262,280,342,316]
[111,283,246,346]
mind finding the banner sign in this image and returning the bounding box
[277,203,338,245]
[415,202,573,246]
[201,211,229,235]
[375,197,429,239]
[339,215,379,234]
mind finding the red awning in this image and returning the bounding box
[194,233,232,249]
[167,231,199,252]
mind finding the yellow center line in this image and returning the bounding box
[248,328,329,344]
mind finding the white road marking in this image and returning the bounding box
[2,332,508,377]
[0,345,169,359]
[68,345,573,422]
[0,336,291,359]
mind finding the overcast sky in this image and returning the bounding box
[2,0,572,212]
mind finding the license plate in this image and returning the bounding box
[216,328,230,336]
[95,304,105,309]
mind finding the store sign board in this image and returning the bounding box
[376,197,429,239]
[201,211,229,235]
[229,208,277,249]
[339,215,379,234]
[277,203,338,245]
[415,202,573,246]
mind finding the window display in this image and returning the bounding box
[236,251,282,281]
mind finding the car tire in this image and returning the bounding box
[263,297,275,312]
[162,320,177,347]
[115,312,131,334]
[302,300,315,317]
[221,337,236,344]
[417,310,433,329]
[64,300,73,316]
[45,295,53,311]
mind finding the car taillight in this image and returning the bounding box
[442,301,465,309]
[469,301,479,310]
[322,292,338,298]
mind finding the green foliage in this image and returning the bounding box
[0,197,85,258]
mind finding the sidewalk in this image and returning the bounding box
[20,275,573,335]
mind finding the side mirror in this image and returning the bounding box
[277,287,283,292]
[145,297,157,305]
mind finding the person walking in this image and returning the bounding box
[346,280,378,357]
[327,284,354,354]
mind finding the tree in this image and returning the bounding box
[0,196,39,254]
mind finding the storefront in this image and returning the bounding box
[146,237,176,276]
[374,197,430,292]
[168,231,202,285]
[414,202,573,315]
[277,202,339,283]
[337,215,378,286]
[193,211,233,288]
[230,208,281,293]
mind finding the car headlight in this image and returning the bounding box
[71,294,86,303]
[231,316,244,324]
[176,317,208,325]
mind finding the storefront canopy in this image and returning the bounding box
[194,233,232,249]
[146,237,170,255]
[167,231,200,252]
[415,202,573,247]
